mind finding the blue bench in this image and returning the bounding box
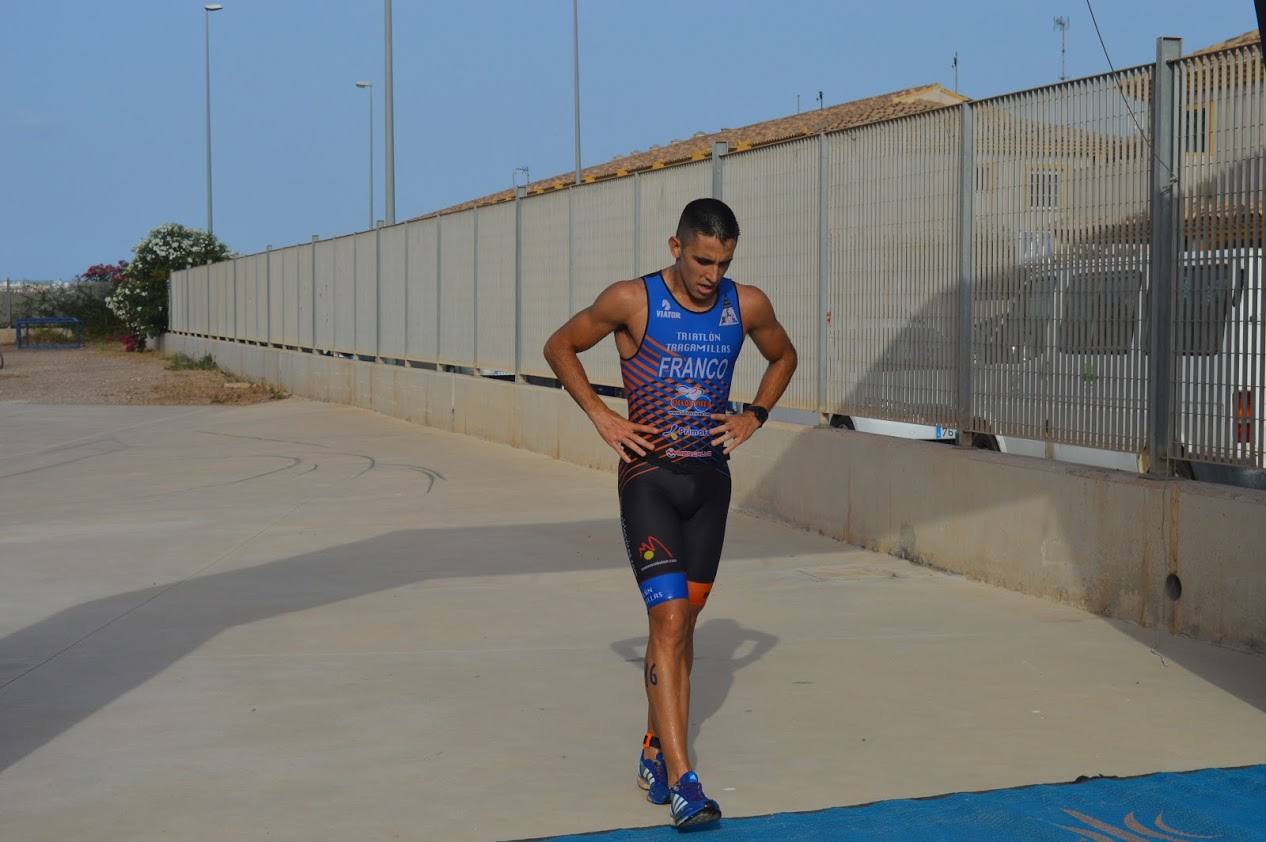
[16,317,83,349]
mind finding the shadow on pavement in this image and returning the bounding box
[610,618,779,749]
[0,519,786,773]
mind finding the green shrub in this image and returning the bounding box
[23,281,121,339]
[108,224,232,349]
[165,353,218,371]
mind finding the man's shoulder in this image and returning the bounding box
[596,277,648,310]
[733,281,772,309]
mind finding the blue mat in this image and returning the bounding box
[533,765,1266,841]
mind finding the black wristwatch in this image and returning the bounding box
[746,404,769,426]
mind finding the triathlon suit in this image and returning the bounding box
[618,271,744,610]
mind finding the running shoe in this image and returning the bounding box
[668,771,721,828]
[637,751,670,805]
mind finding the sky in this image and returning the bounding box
[1,1,1258,280]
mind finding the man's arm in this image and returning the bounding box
[709,285,797,454]
[543,280,660,463]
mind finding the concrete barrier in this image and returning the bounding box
[159,333,1266,651]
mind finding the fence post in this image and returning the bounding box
[376,220,384,361]
[435,216,443,364]
[956,104,976,446]
[402,226,409,362]
[514,186,526,381]
[633,171,641,278]
[817,133,830,422]
[265,244,273,346]
[1147,36,1183,476]
[311,235,318,351]
[712,141,728,199]
[567,188,576,316]
[205,259,212,338]
[472,206,480,370]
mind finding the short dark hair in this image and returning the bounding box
[676,198,740,244]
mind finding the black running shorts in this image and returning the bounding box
[617,461,731,610]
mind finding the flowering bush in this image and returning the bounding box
[79,261,129,287]
[107,277,168,350]
[106,224,231,351]
[127,224,230,284]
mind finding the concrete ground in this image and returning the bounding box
[1,397,1264,842]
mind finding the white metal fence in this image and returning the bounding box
[171,40,1265,473]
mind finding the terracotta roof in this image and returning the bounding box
[1189,29,1260,56]
[411,83,966,219]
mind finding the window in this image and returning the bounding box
[1056,269,1144,354]
[1175,263,1234,355]
[1029,169,1060,209]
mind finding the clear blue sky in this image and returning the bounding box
[1,1,1257,279]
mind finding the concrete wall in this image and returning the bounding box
[160,333,1266,652]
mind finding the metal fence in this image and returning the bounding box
[170,39,1265,473]
[2,280,76,328]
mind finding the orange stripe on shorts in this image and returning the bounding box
[687,581,713,607]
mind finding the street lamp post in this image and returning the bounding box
[355,81,374,231]
[384,0,396,224]
[572,0,581,185]
[204,3,223,235]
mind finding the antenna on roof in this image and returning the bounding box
[796,93,801,114]
[952,52,959,92]
[816,90,824,110]
[1054,16,1070,80]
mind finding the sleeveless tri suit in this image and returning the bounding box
[617,272,745,609]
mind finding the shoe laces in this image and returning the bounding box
[673,774,706,803]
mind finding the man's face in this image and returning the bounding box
[669,233,736,303]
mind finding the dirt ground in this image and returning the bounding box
[0,340,286,405]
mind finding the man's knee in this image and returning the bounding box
[648,599,692,644]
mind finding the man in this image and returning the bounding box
[544,198,796,829]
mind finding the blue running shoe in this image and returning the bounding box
[637,752,670,804]
[668,771,721,829]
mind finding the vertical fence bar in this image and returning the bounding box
[632,172,642,277]
[265,245,272,345]
[957,104,975,442]
[567,189,576,316]
[1148,36,1183,475]
[817,133,829,418]
[514,186,526,379]
[311,235,318,350]
[473,206,480,369]
[712,141,728,199]
[402,226,409,361]
[435,216,442,365]
[352,236,358,355]
[205,260,211,336]
[375,223,382,360]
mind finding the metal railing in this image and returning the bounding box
[170,38,1265,473]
